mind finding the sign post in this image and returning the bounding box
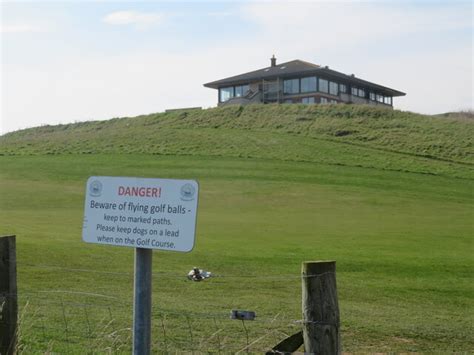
[82,176,199,354]
[133,247,152,354]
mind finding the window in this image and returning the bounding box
[284,79,300,94]
[320,97,328,104]
[319,78,329,93]
[284,99,293,104]
[340,84,347,93]
[351,87,366,97]
[370,92,375,101]
[220,87,234,102]
[302,97,315,104]
[330,99,338,104]
[301,76,317,93]
[235,85,250,97]
[376,94,383,103]
[384,96,392,105]
[235,86,243,97]
[329,82,338,96]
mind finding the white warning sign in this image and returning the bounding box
[82,176,199,252]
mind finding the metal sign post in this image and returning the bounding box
[133,248,152,355]
[82,176,199,354]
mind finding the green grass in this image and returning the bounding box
[0,105,473,352]
[1,105,473,177]
[1,154,472,353]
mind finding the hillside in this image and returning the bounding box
[1,104,473,352]
[1,104,473,179]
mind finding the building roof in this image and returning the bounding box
[204,59,406,97]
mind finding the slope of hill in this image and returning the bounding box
[1,104,473,352]
[1,104,473,179]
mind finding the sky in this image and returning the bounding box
[1,0,473,134]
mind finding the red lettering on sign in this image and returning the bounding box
[118,186,161,197]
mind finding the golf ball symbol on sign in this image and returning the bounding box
[89,180,102,197]
[180,183,196,201]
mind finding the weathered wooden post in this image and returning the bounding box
[0,235,18,355]
[301,261,340,354]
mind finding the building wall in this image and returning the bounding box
[340,93,391,107]
[217,78,393,107]
[345,94,367,104]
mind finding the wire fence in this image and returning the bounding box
[22,262,313,279]
[7,262,317,353]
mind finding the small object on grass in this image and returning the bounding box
[187,267,211,281]
[230,310,256,321]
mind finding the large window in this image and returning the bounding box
[384,96,392,105]
[370,92,376,101]
[329,82,338,96]
[320,97,328,104]
[301,77,317,93]
[376,94,383,103]
[340,84,347,93]
[220,85,251,101]
[220,87,234,102]
[302,97,315,104]
[235,85,250,97]
[351,86,366,98]
[284,79,300,94]
[319,78,329,93]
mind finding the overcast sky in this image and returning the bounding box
[1,1,472,134]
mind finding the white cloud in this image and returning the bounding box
[240,2,472,52]
[102,10,163,28]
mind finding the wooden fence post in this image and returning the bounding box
[301,261,340,354]
[0,235,18,355]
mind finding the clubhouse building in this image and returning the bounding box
[204,56,405,107]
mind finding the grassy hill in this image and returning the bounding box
[0,104,473,352]
[1,104,473,178]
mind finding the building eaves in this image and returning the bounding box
[203,60,320,89]
[203,59,406,97]
[319,67,406,97]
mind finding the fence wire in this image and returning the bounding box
[23,262,325,279]
[3,262,339,353]
[11,297,302,353]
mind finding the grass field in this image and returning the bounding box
[0,105,473,352]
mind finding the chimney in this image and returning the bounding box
[270,54,277,67]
